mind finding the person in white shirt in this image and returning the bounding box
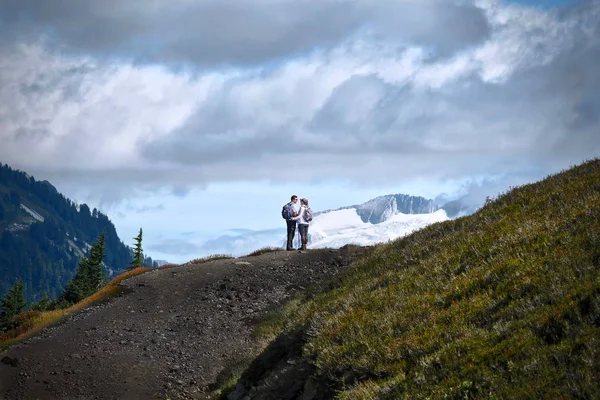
[292,198,311,250]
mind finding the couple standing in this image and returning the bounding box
[282,195,312,251]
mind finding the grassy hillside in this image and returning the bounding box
[228,159,600,399]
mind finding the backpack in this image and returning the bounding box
[305,207,313,222]
[282,202,293,220]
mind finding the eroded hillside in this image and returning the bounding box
[0,246,368,400]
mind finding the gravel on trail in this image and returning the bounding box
[0,247,367,400]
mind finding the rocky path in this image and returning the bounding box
[0,247,366,400]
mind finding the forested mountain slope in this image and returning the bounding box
[0,163,139,302]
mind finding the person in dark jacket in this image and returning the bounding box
[284,195,299,250]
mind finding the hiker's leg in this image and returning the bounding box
[286,220,296,250]
[299,225,308,250]
[303,227,308,249]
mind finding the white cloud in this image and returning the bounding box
[0,0,597,244]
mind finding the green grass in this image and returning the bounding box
[235,159,600,399]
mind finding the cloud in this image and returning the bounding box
[146,238,203,256]
[0,0,489,67]
[193,228,286,257]
[140,0,600,182]
[124,204,166,214]
[147,228,285,258]
[0,0,598,207]
[435,167,552,217]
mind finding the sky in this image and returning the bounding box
[0,0,598,263]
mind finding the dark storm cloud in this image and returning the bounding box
[361,1,491,58]
[0,0,489,67]
[138,0,600,183]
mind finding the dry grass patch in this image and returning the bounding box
[0,267,152,350]
[246,247,282,257]
[188,254,233,265]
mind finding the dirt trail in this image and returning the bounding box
[0,247,366,400]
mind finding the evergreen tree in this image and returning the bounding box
[0,278,27,331]
[59,232,106,306]
[87,231,106,292]
[61,256,90,305]
[31,293,51,311]
[8,190,20,206]
[129,228,144,270]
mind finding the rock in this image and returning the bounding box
[1,356,19,367]
[234,262,253,266]
[227,383,247,400]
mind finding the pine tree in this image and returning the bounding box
[61,256,90,305]
[31,293,51,311]
[87,231,106,292]
[129,228,144,270]
[59,232,106,306]
[0,278,27,331]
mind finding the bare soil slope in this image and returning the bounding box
[0,247,367,400]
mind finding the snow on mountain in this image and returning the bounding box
[286,208,449,249]
[20,204,45,222]
[316,194,438,224]
[192,194,450,258]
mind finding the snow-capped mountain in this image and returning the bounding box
[316,194,438,224]
[299,208,448,249]
[191,193,451,257]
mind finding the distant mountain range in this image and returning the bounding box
[193,194,477,257]
[0,163,159,303]
[0,160,476,304]
[315,193,437,223]
[299,207,449,249]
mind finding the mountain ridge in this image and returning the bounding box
[0,163,158,303]
[314,193,438,224]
